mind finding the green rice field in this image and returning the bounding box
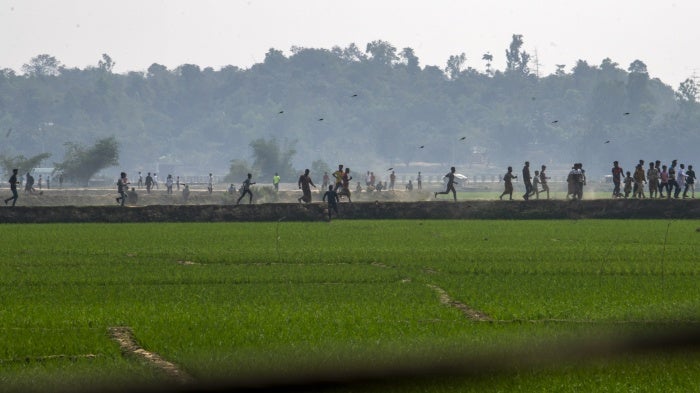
[0,220,699,392]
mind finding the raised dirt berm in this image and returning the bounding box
[0,199,698,223]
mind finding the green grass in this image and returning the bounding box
[0,220,698,391]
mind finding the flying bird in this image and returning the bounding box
[5,128,12,137]
[318,118,324,121]
[459,136,466,141]
[351,94,358,97]
[623,112,630,115]
[418,145,425,149]
[278,110,284,114]
[604,140,611,144]
[387,168,393,171]
[551,120,559,124]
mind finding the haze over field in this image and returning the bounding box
[1,0,699,183]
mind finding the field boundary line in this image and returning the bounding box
[0,353,100,364]
[108,326,194,384]
[427,284,492,321]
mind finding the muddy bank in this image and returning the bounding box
[0,200,698,223]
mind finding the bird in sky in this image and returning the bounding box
[623,112,630,115]
[5,128,12,137]
[351,94,358,97]
[278,110,284,114]
[418,145,425,149]
[318,118,324,121]
[551,120,559,124]
[459,136,466,141]
[604,140,611,144]
[387,168,393,171]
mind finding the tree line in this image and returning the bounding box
[1,35,698,184]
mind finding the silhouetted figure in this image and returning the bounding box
[667,160,678,199]
[182,184,190,204]
[4,169,19,206]
[611,161,624,198]
[322,185,339,221]
[24,172,35,194]
[522,161,532,200]
[539,165,550,200]
[435,166,458,201]
[684,165,696,198]
[499,166,516,200]
[236,173,256,205]
[145,172,153,193]
[297,169,316,203]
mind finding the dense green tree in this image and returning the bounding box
[365,40,398,66]
[55,137,119,186]
[676,78,697,104]
[21,54,62,77]
[97,54,115,73]
[505,34,530,75]
[445,53,466,80]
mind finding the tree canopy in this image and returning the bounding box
[54,137,119,186]
[1,36,698,179]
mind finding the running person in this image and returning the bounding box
[499,166,517,200]
[297,169,316,203]
[435,166,458,201]
[337,168,353,202]
[236,173,256,205]
[323,185,340,220]
[539,165,550,200]
[332,165,344,191]
[4,169,19,206]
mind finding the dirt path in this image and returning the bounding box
[427,285,492,322]
[108,326,194,384]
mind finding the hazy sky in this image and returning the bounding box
[1,0,699,88]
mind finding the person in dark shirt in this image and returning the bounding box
[611,161,624,198]
[322,185,339,221]
[236,173,256,205]
[522,161,532,200]
[297,169,316,203]
[4,169,19,206]
[435,166,458,201]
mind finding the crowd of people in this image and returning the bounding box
[495,159,696,201]
[4,158,696,208]
[612,159,696,200]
